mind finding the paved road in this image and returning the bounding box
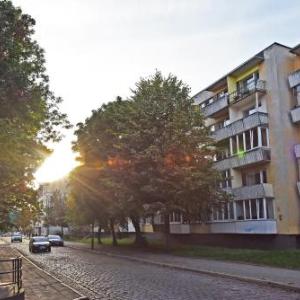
[10,240,300,300]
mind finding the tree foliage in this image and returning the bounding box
[0,0,71,227]
[71,71,226,245]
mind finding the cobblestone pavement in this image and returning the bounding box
[10,241,300,300]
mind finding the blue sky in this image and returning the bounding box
[11,0,300,182]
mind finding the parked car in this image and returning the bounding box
[11,232,22,243]
[48,235,64,246]
[29,236,51,253]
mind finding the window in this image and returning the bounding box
[245,130,251,150]
[252,127,258,148]
[170,212,182,223]
[266,199,274,219]
[242,170,267,186]
[262,170,267,183]
[250,199,258,219]
[238,134,244,152]
[245,200,251,219]
[231,137,237,155]
[258,198,264,219]
[261,127,268,146]
[220,169,231,188]
[236,201,244,220]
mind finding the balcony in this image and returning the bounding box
[212,112,268,142]
[229,80,266,106]
[291,106,300,124]
[202,95,228,117]
[210,220,277,234]
[227,183,274,201]
[214,147,271,171]
[288,69,300,88]
[170,224,191,234]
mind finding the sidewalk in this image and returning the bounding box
[66,241,300,293]
[0,243,83,300]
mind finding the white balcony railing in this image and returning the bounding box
[210,220,277,234]
[291,106,300,124]
[212,112,268,142]
[226,183,274,201]
[288,69,300,88]
[202,95,228,117]
[214,147,271,171]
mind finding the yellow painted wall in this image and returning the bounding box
[226,65,260,93]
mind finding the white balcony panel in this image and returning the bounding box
[214,148,271,171]
[210,220,277,234]
[212,112,268,142]
[288,69,300,88]
[170,224,191,234]
[228,184,274,201]
[294,144,300,158]
[291,106,300,124]
[202,96,228,117]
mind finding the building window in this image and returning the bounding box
[266,198,274,219]
[245,130,251,150]
[252,127,258,148]
[261,127,268,146]
[236,201,244,220]
[242,169,267,186]
[250,199,258,219]
[170,212,182,223]
[220,169,232,188]
[238,134,244,152]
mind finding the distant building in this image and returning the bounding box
[34,178,69,236]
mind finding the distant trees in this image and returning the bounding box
[0,0,70,229]
[70,71,226,247]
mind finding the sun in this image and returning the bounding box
[34,139,80,183]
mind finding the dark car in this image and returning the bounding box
[29,236,51,253]
[11,232,22,243]
[48,235,64,246]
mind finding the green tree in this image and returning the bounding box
[72,72,226,248]
[0,0,71,226]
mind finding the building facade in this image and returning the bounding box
[151,42,300,247]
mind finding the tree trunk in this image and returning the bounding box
[163,213,171,250]
[61,225,64,237]
[131,215,146,247]
[97,225,102,245]
[110,218,118,246]
[91,222,95,250]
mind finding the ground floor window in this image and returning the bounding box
[211,198,274,222]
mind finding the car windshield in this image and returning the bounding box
[49,235,61,239]
[33,237,48,242]
[12,232,21,236]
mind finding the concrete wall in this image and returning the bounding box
[263,45,300,234]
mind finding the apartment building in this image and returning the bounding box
[182,42,300,247]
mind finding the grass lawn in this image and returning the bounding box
[65,235,300,270]
[172,245,300,270]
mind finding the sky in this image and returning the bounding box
[12,0,300,182]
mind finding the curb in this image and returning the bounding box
[12,246,89,300]
[66,244,300,294]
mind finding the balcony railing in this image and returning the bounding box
[212,112,268,142]
[291,106,300,124]
[228,80,266,105]
[202,95,229,117]
[288,69,300,88]
[214,147,271,171]
[226,183,274,201]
